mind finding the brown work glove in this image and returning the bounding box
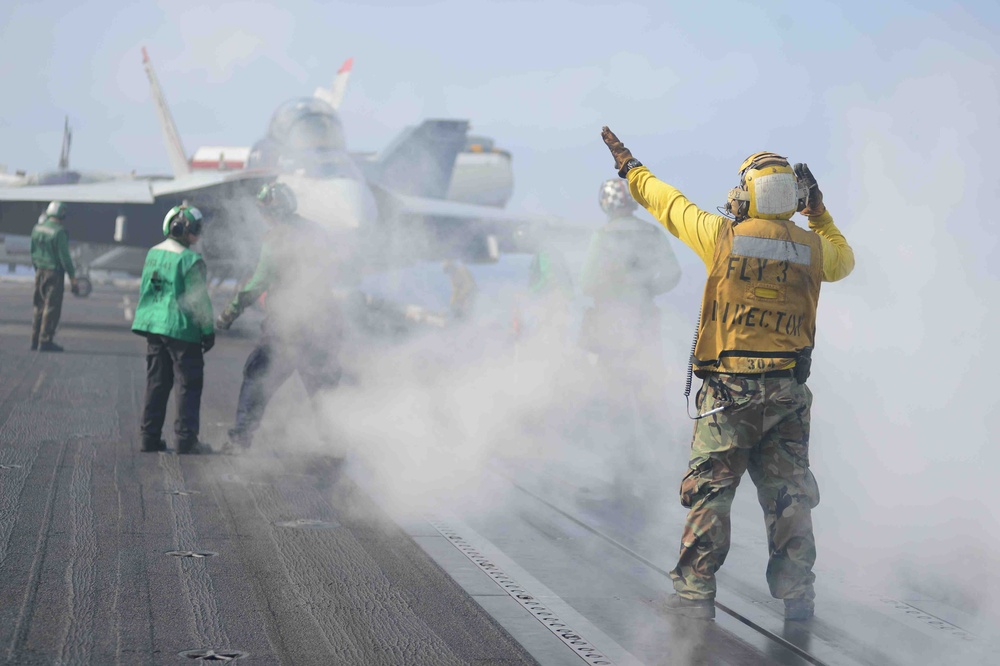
[215,306,237,331]
[794,163,826,216]
[601,126,638,177]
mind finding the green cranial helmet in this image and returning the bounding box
[256,182,297,217]
[45,201,68,219]
[162,204,204,238]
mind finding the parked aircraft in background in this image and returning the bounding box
[185,58,514,210]
[141,48,534,269]
[0,49,557,285]
[0,117,142,188]
[0,116,128,187]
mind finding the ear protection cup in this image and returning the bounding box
[256,182,297,217]
[726,152,797,221]
[162,205,204,238]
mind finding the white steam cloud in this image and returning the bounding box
[150,3,1000,663]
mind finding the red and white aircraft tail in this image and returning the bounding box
[147,55,356,172]
[141,47,191,178]
[313,57,353,110]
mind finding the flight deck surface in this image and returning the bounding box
[0,278,993,665]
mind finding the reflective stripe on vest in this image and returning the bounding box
[693,218,823,375]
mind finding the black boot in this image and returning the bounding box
[38,341,64,353]
[784,598,814,621]
[660,594,716,620]
[221,429,251,455]
[140,438,167,453]
[177,440,213,455]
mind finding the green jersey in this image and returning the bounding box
[132,238,214,343]
[528,248,574,297]
[221,216,343,335]
[579,214,681,305]
[30,217,75,278]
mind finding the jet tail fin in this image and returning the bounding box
[314,57,353,111]
[142,47,191,177]
[368,119,470,199]
[58,116,71,170]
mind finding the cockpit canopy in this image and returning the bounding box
[267,98,347,152]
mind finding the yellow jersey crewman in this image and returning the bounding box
[601,127,854,621]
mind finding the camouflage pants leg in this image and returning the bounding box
[669,375,819,601]
[746,379,819,601]
[32,269,64,344]
[670,376,755,600]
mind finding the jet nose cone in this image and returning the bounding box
[280,175,377,231]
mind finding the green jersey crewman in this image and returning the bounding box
[442,259,478,321]
[132,205,215,454]
[513,225,574,345]
[577,179,682,504]
[602,128,854,622]
[579,178,681,362]
[216,182,344,454]
[30,201,79,351]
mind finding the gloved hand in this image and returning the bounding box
[793,163,826,216]
[601,126,639,177]
[70,278,80,296]
[201,333,215,353]
[215,307,236,331]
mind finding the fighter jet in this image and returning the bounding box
[143,49,534,269]
[0,50,548,280]
[0,116,140,188]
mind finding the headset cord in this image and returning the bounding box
[684,312,700,419]
[685,310,732,420]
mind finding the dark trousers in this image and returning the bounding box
[140,334,204,448]
[31,269,64,345]
[230,341,341,447]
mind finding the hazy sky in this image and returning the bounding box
[1,1,996,226]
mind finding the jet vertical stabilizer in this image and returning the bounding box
[142,47,191,178]
[314,57,353,111]
[367,120,469,199]
[58,116,71,170]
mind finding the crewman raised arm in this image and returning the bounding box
[601,127,854,622]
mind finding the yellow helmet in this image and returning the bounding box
[726,152,802,221]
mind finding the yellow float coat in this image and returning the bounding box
[627,166,855,373]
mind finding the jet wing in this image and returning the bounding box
[0,170,272,247]
[0,179,156,204]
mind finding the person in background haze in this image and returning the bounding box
[30,201,79,352]
[216,182,344,455]
[511,226,575,346]
[443,259,478,321]
[577,178,682,503]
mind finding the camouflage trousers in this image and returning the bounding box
[670,373,820,602]
[31,268,65,345]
